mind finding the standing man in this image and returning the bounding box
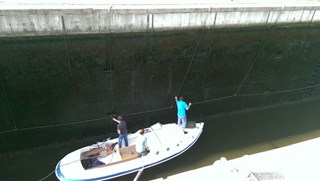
[175,96,192,129]
[113,115,128,148]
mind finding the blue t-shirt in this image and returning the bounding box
[176,100,188,117]
[136,135,147,153]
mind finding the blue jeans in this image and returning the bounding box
[118,134,128,148]
[177,116,187,128]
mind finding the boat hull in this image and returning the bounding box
[55,122,204,181]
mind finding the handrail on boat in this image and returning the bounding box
[150,126,163,147]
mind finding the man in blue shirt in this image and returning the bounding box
[175,96,192,129]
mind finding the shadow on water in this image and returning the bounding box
[1,99,320,181]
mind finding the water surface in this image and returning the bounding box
[1,98,320,181]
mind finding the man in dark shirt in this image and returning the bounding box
[113,115,128,148]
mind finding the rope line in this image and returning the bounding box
[108,12,114,112]
[170,35,201,108]
[37,158,81,181]
[1,83,319,135]
[146,13,154,126]
[174,10,210,99]
[234,29,271,96]
[237,85,315,97]
[234,8,283,96]
[175,30,202,98]
[0,75,18,130]
[122,106,173,117]
[17,117,107,132]
[37,170,55,181]
[193,95,235,105]
[0,129,17,134]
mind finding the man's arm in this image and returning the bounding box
[113,118,120,123]
[186,102,192,110]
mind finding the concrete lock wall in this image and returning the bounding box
[1,3,320,36]
[2,2,320,153]
[2,24,320,153]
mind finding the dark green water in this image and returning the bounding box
[1,98,320,181]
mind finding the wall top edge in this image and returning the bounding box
[0,4,320,13]
[1,1,320,11]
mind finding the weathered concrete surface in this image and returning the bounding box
[152,137,320,181]
[1,0,320,36]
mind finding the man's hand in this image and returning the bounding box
[175,96,178,100]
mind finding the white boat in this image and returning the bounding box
[55,121,204,181]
